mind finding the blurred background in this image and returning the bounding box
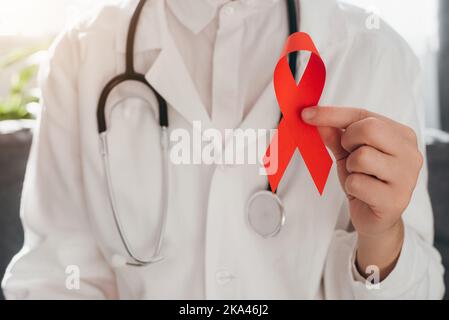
[0,0,448,300]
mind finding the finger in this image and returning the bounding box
[345,173,393,211]
[302,107,418,144]
[302,106,374,129]
[346,146,395,182]
[317,126,348,161]
[341,117,410,155]
[318,126,350,185]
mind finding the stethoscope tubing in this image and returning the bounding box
[100,131,169,266]
[97,0,300,266]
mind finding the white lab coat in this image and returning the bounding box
[2,0,445,299]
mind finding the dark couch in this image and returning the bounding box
[0,129,30,300]
[0,128,448,300]
[427,142,449,299]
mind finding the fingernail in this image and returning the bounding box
[302,108,316,121]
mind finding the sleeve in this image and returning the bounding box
[1,29,118,299]
[322,32,445,300]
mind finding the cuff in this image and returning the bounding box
[349,225,419,299]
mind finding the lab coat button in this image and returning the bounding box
[215,270,234,285]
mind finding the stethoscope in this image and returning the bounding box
[97,0,299,266]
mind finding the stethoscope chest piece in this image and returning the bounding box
[247,191,286,238]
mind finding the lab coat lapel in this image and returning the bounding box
[239,80,279,133]
[144,9,214,130]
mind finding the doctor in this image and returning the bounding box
[2,0,445,299]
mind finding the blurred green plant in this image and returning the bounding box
[0,43,49,121]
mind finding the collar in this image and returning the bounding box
[166,0,289,35]
[115,0,348,53]
[166,0,226,34]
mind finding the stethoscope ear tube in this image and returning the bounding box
[287,0,299,75]
[97,0,168,134]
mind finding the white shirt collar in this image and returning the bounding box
[166,0,282,35]
[166,0,227,34]
[115,0,348,53]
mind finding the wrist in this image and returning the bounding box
[355,219,404,280]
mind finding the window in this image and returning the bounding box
[0,0,116,36]
[343,0,440,129]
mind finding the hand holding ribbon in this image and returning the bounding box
[267,33,424,280]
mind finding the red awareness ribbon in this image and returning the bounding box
[264,32,333,195]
